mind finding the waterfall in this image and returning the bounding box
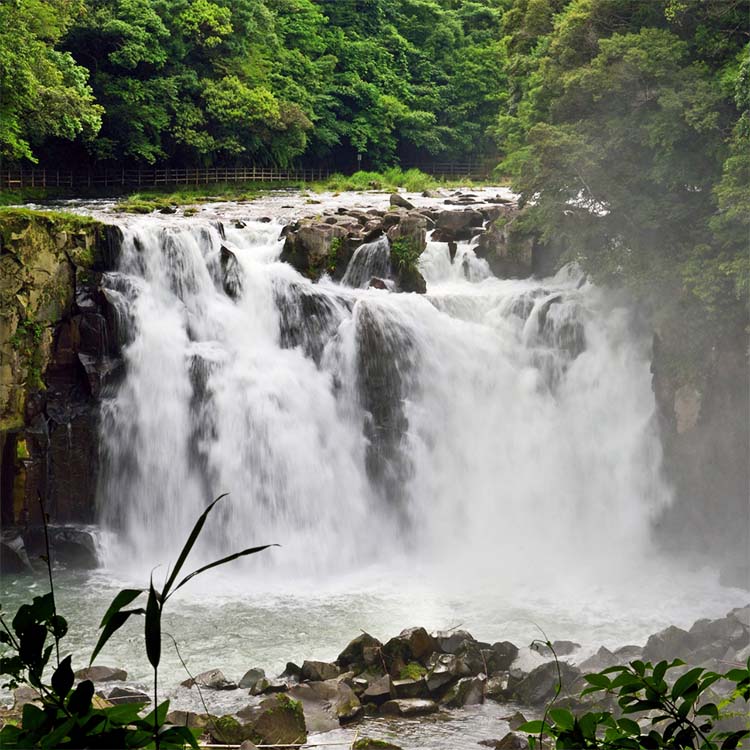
[97,218,671,585]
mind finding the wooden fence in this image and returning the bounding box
[0,161,488,191]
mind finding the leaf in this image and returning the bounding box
[172,544,277,593]
[157,725,200,749]
[518,720,549,734]
[68,679,94,715]
[695,702,719,720]
[39,716,76,749]
[140,699,169,729]
[583,673,611,689]
[549,708,575,730]
[90,608,145,665]
[51,654,74,698]
[722,729,750,749]
[672,667,704,700]
[103,702,147,724]
[98,589,144,629]
[21,703,47,732]
[162,493,229,599]
[145,579,161,669]
[617,717,641,735]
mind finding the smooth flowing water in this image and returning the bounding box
[3,209,747,747]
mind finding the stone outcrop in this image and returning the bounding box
[0,209,121,535]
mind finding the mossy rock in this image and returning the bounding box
[353,739,403,750]
[209,715,257,744]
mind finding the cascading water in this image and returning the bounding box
[98,218,671,588]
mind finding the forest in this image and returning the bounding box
[1,0,748,330]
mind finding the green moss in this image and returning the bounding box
[398,662,426,681]
[272,693,304,721]
[353,739,403,750]
[16,439,29,460]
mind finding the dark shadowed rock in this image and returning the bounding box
[362,675,393,704]
[166,710,213,729]
[440,675,486,707]
[474,214,533,278]
[513,662,582,705]
[579,646,619,673]
[108,687,151,704]
[532,640,580,658]
[494,732,530,750]
[426,652,471,692]
[487,641,519,672]
[354,739,402,750]
[237,694,307,745]
[432,629,476,654]
[392,677,429,699]
[288,679,362,731]
[337,632,383,672]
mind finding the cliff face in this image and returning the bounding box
[651,322,750,588]
[0,209,121,526]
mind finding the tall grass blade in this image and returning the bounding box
[173,544,278,593]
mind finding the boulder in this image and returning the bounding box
[239,667,266,691]
[166,711,213,730]
[301,660,340,682]
[426,653,471,692]
[209,716,257,745]
[386,215,427,255]
[380,698,438,717]
[12,686,41,709]
[362,674,393,704]
[288,679,363,731]
[579,646,619,673]
[391,678,429,699]
[74,666,127,682]
[382,628,436,675]
[434,209,484,241]
[474,215,533,278]
[251,677,288,695]
[220,245,242,299]
[487,641,519,672]
[503,711,528,731]
[181,668,237,690]
[280,662,302,682]
[513,662,582,705]
[614,645,642,660]
[532,640,580,658]
[239,742,259,750]
[279,223,347,279]
[643,626,695,662]
[494,733,530,750]
[440,675,486,708]
[108,687,151,705]
[432,629,476,654]
[337,632,383,672]
[354,740,402,750]
[0,535,33,573]
[390,193,415,210]
[237,694,307,745]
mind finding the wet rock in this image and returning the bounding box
[474,214,533,278]
[0,534,33,573]
[440,675,486,707]
[337,632,383,672]
[253,678,288,695]
[239,741,259,750]
[487,641,519,672]
[13,686,41,709]
[280,662,302,682]
[486,671,517,701]
[422,189,441,198]
[362,220,384,242]
[434,209,484,242]
[108,687,151,704]
[426,653,470,692]
[220,245,243,300]
[362,674,393,704]
[614,645,642,660]
[390,193,415,210]
[494,732,530,750]
[432,629,476,654]
[301,660,340,682]
[239,667,266,691]
[513,662,582,705]
[532,640,580,658]
[279,223,347,280]
[288,679,363,731]
[503,711,528,731]
[387,215,427,255]
[369,276,389,290]
[181,668,238,690]
[391,678,429,699]
[380,698,438,717]
[579,646,619,673]
[354,740,402,750]
[209,716,257,745]
[382,212,403,230]
[75,666,127,682]
[237,694,307,745]
[643,626,695,662]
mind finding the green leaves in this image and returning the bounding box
[145,578,161,670]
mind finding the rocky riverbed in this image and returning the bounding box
[5,605,747,749]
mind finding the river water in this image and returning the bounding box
[2,191,747,747]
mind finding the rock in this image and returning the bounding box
[166,710,213,729]
[494,732,530,750]
[513,662,582,705]
[362,220,384,242]
[181,668,237,690]
[579,646,619,673]
[220,245,243,299]
[108,687,151,704]
[239,667,266,691]
[74,666,127,682]
[532,640,580,658]
[396,265,427,294]
[453,639,492,675]
[301,660,340,682]
[353,739,403,750]
[474,214,533,278]
[158,206,177,214]
[440,675,486,707]
[288,679,363,731]
[237,694,307,745]
[279,223,347,280]
[432,629,476,654]
[434,209,484,240]
[369,276,389,290]
[487,641,519,672]
[390,193,415,210]
[251,677,288,695]
[614,645,642,660]
[391,678,429,699]
[690,615,749,650]
[382,212,403,230]
[234,221,246,229]
[362,674,393,704]
[13,686,41,709]
[426,653,470,692]
[643,626,695,662]
[280,662,302,682]
[382,628,436,675]
[239,741,259,750]
[0,535,33,574]
[337,632,383,672]
[503,711,528,731]
[380,698,438,717]
[209,716,257,745]
[387,215,427,255]
[422,189,441,198]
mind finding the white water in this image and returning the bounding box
[3,211,747,745]
[99,218,669,587]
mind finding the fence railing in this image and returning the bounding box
[0,161,489,191]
